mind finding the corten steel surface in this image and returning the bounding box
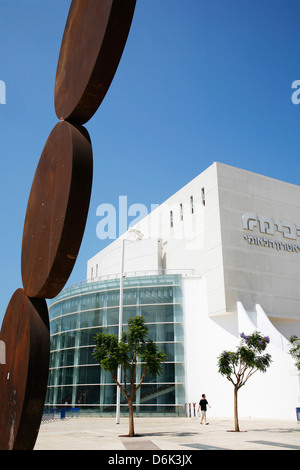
[54,0,136,124]
[21,121,93,299]
[2,0,136,451]
[0,289,49,450]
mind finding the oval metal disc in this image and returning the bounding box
[21,121,93,299]
[54,0,136,124]
[0,289,49,450]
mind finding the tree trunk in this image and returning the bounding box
[234,385,240,432]
[128,399,135,437]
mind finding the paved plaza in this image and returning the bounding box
[34,416,300,451]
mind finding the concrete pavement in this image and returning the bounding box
[34,416,300,451]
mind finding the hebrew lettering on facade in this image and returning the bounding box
[282,221,297,240]
[273,219,283,233]
[242,212,257,230]
[243,213,300,240]
[257,215,275,235]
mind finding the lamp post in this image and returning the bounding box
[116,228,143,424]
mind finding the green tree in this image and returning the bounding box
[93,315,166,437]
[289,335,300,371]
[217,331,272,432]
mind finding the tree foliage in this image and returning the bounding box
[93,315,166,436]
[217,331,272,431]
[289,335,300,371]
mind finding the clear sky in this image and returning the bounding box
[0,0,299,324]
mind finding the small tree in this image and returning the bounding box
[93,315,166,437]
[289,335,300,371]
[217,331,272,432]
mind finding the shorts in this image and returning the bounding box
[201,410,206,417]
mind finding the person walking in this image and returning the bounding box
[198,394,211,424]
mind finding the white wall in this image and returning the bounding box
[217,163,300,331]
[183,277,300,421]
[133,163,228,316]
[87,237,162,279]
[183,276,239,418]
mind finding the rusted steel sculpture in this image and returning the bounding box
[0,0,136,450]
[21,121,93,299]
[0,290,49,450]
[55,0,136,124]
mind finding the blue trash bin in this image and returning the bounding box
[60,409,66,419]
[296,407,300,423]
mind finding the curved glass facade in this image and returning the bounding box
[45,275,185,416]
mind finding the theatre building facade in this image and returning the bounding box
[45,163,300,420]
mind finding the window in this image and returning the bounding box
[201,187,206,206]
[170,211,173,228]
[190,196,194,214]
[180,203,183,221]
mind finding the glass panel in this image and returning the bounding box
[80,328,101,347]
[105,308,119,326]
[147,323,175,342]
[143,363,175,384]
[79,347,98,365]
[78,366,100,385]
[47,275,185,414]
[56,386,73,405]
[123,288,137,306]
[75,385,101,405]
[139,304,174,323]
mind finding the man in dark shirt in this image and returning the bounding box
[198,394,211,424]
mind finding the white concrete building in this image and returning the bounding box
[86,162,300,420]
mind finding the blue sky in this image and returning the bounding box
[0,0,299,324]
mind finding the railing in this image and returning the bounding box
[67,269,195,289]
